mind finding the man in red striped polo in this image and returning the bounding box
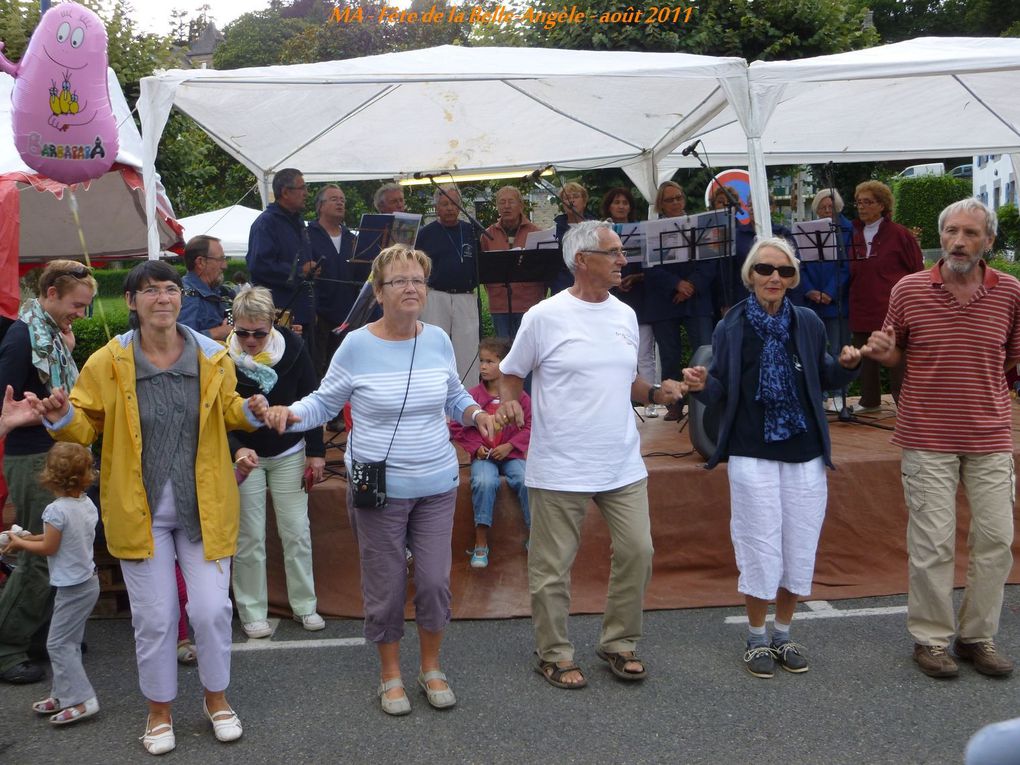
[863,198,1020,680]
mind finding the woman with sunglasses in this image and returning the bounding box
[26,260,267,755]
[683,238,862,679]
[227,286,325,639]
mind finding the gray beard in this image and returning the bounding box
[944,255,978,275]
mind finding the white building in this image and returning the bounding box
[974,154,1018,210]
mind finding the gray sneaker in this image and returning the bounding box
[743,644,776,678]
[772,639,809,673]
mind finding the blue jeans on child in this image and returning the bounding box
[470,458,530,528]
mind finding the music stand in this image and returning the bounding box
[479,245,563,337]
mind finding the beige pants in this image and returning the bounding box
[902,449,1015,646]
[422,290,480,384]
[528,479,653,662]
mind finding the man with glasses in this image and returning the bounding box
[862,199,1020,680]
[180,235,234,341]
[247,167,316,359]
[494,220,685,690]
[373,182,406,214]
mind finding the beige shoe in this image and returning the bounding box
[378,677,411,716]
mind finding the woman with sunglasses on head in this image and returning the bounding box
[683,238,862,679]
[25,260,267,756]
[227,286,325,639]
[0,260,96,686]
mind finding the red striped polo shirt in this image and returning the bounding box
[886,260,1020,452]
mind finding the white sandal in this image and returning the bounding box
[49,696,99,725]
[140,716,175,755]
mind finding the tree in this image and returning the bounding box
[212,10,313,69]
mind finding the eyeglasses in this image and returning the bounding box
[137,286,183,298]
[233,329,270,339]
[752,263,797,278]
[661,195,685,204]
[381,278,427,290]
[855,198,880,206]
[583,248,626,258]
[288,184,307,192]
[201,254,226,262]
[58,264,92,279]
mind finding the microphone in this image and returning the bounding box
[524,164,553,182]
[680,140,701,157]
[413,170,448,180]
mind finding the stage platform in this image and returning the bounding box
[267,398,1020,620]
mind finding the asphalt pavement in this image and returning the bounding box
[2,587,1019,764]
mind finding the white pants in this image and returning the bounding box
[727,456,827,600]
[422,290,480,384]
[120,483,233,702]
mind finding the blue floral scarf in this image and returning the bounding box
[744,296,806,443]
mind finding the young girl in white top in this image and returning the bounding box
[3,442,100,725]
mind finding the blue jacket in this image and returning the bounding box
[693,298,860,470]
[799,213,852,320]
[246,203,315,324]
[179,272,234,337]
[308,221,363,326]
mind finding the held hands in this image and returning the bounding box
[234,448,259,477]
[473,411,496,442]
[860,326,897,364]
[25,387,70,424]
[493,399,525,429]
[837,344,863,369]
[672,280,695,304]
[263,405,301,434]
[1,385,42,433]
[247,394,269,421]
[682,366,708,392]
[658,379,687,404]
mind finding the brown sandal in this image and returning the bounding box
[535,655,588,689]
[596,648,647,681]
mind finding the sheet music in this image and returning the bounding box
[613,222,646,264]
[642,215,692,266]
[792,218,839,262]
[692,210,733,261]
[353,212,423,262]
[523,226,559,250]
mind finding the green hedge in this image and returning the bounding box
[893,175,972,249]
[997,204,1019,253]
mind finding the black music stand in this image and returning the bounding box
[478,245,563,338]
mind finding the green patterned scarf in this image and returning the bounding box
[18,298,79,391]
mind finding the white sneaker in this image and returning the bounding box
[294,613,326,631]
[242,620,272,639]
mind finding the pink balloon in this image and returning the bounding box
[0,3,118,184]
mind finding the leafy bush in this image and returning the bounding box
[997,204,1020,254]
[893,175,972,249]
[71,300,131,368]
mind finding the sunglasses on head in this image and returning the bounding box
[233,329,270,339]
[752,263,796,278]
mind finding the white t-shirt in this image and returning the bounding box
[500,289,647,492]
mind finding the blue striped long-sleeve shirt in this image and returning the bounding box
[288,323,476,498]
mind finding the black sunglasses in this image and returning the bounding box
[752,263,797,278]
[233,329,270,339]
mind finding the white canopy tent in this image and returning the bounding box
[138,46,750,258]
[662,37,1020,234]
[178,205,261,258]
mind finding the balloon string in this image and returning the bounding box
[67,190,112,342]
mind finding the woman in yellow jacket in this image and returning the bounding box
[30,261,267,756]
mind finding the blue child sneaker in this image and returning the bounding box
[469,547,489,568]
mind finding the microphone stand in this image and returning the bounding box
[822,163,853,423]
[685,146,741,310]
[422,175,494,384]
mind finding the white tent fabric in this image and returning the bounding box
[662,37,1020,236]
[138,46,749,257]
[178,205,261,258]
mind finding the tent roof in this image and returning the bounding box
[178,205,260,258]
[662,37,1020,169]
[141,45,748,183]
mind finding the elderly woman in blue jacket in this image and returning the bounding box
[684,237,861,680]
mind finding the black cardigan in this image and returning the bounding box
[228,327,325,459]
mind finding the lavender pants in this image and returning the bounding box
[347,486,457,644]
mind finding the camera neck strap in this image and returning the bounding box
[351,323,418,464]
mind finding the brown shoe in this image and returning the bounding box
[913,643,958,678]
[953,639,1015,677]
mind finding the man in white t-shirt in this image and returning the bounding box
[496,220,685,689]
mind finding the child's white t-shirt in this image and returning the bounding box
[42,495,98,587]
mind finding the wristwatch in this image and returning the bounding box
[647,384,661,404]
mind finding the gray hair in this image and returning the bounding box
[373,182,403,212]
[314,184,344,215]
[232,285,277,326]
[562,220,613,274]
[433,184,460,206]
[811,188,845,216]
[938,197,997,239]
[741,236,801,289]
[495,185,523,204]
[271,168,302,199]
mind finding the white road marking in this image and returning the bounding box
[233,637,366,652]
[724,600,907,624]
